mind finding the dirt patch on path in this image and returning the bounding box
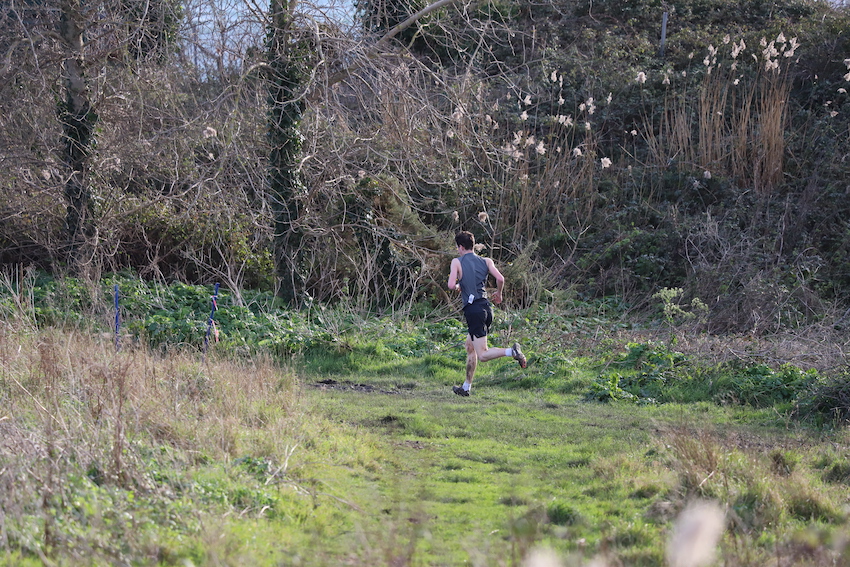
[310,378,400,395]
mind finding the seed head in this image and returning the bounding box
[666,501,725,567]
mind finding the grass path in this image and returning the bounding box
[299,367,782,566]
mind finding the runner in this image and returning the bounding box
[447,231,527,396]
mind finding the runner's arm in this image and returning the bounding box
[447,258,462,292]
[487,259,505,304]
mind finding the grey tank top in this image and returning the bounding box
[458,253,489,306]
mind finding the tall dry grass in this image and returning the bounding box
[454,81,607,264]
[647,34,794,196]
[0,322,301,561]
[662,425,850,566]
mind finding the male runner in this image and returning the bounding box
[447,231,527,396]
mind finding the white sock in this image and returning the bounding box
[463,382,471,391]
[505,347,513,357]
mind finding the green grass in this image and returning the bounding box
[298,361,849,565]
[3,278,850,565]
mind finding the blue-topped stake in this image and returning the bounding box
[202,283,220,362]
[114,284,121,352]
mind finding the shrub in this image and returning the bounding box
[586,342,691,404]
[587,343,818,409]
[711,362,818,408]
[794,372,850,426]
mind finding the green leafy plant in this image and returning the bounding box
[587,342,690,404]
[711,361,818,408]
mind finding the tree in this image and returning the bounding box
[266,0,461,305]
[58,0,98,272]
[266,0,312,304]
[119,0,182,61]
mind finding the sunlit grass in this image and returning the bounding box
[3,292,850,566]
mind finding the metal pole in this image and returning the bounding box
[202,283,220,362]
[660,12,669,58]
[114,284,121,352]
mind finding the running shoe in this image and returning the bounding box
[511,342,527,369]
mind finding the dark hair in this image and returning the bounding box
[455,231,474,250]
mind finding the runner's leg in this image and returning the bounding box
[465,335,477,384]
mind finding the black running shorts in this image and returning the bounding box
[463,299,492,339]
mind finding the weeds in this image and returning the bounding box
[0,325,332,565]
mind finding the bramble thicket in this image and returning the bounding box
[1,0,850,333]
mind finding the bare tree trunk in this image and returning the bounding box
[59,0,97,271]
[267,0,307,305]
